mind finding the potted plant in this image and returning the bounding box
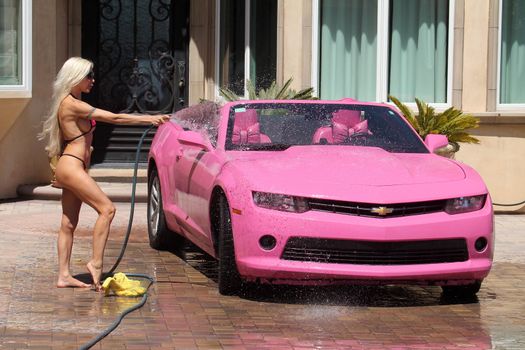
[389,95,480,158]
[219,77,317,101]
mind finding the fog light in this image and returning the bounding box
[259,235,277,250]
[474,237,488,252]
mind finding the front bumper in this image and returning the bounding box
[230,197,494,285]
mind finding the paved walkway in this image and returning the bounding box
[0,197,524,349]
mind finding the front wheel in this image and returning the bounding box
[147,169,184,251]
[217,195,243,295]
[441,280,482,297]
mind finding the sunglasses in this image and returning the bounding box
[85,70,95,80]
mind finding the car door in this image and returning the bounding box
[184,151,223,238]
[172,131,217,252]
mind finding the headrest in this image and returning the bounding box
[233,109,258,129]
[232,109,260,144]
[332,110,362,128]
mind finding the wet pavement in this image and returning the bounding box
[0,198,524,349]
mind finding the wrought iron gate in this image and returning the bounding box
[82,0,189,164]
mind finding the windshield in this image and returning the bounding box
[225,103,428,153]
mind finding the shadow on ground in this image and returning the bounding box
[166,239,483,308]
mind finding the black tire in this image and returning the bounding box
[217,195,243,295]
[441,280,482,297]
[147,169,183,250]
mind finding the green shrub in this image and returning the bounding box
[389,95,480,148]
[219,77,317,101]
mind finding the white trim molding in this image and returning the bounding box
[244,0,251,97]
[0,0,32,98]
[311,0,319,97]
[214,0,221,101]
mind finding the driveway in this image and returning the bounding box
[0,199,524,349]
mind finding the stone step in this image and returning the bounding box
[17,168,148,202]
[88,167,148,183]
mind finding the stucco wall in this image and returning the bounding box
[280,0,312,91]
[456,120,525,213]
[188,0,215,105]
[462,0,490,112]
[0,1,68,199]
[0,99,30,142]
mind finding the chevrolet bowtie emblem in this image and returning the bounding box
[371,206,394,216]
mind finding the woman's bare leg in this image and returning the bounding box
[56,157,116,291]
[57,188,91,288]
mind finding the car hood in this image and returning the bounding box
[223,146,483,202]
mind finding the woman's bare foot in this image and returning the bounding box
[87,261,103,292]
[57,275,91,288]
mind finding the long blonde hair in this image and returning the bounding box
[38,57,94,158]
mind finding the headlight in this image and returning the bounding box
[252,191,310,213]
[445,195,486,214]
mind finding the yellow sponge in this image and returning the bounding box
[102,272,146,297]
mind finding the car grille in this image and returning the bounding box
[307,198,447,218]
[281,237,469,265]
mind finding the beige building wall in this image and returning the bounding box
[0,0,69,199]
[457,121,525,212]
[188,0,216,105]
[68,0,82,57]
[279,0,312,90]
[461,0,490,113]
[455,0,525,212]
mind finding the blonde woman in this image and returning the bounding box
[39,57,170,291]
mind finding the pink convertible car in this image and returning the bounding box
[147,99,493,296]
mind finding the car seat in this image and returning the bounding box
[232,109,272,144]
[312,109,369,144]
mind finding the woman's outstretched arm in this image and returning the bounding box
[70,98,170,126]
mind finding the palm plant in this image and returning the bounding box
[219,77,317,101]
[389,95,480,151]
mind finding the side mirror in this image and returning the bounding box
[424,134,449,153]
[177,131,213,151]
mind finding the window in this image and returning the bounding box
[0,0,31,97]
[313,0,453,105]
[217,0,277,97]
[499,0,525,107]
